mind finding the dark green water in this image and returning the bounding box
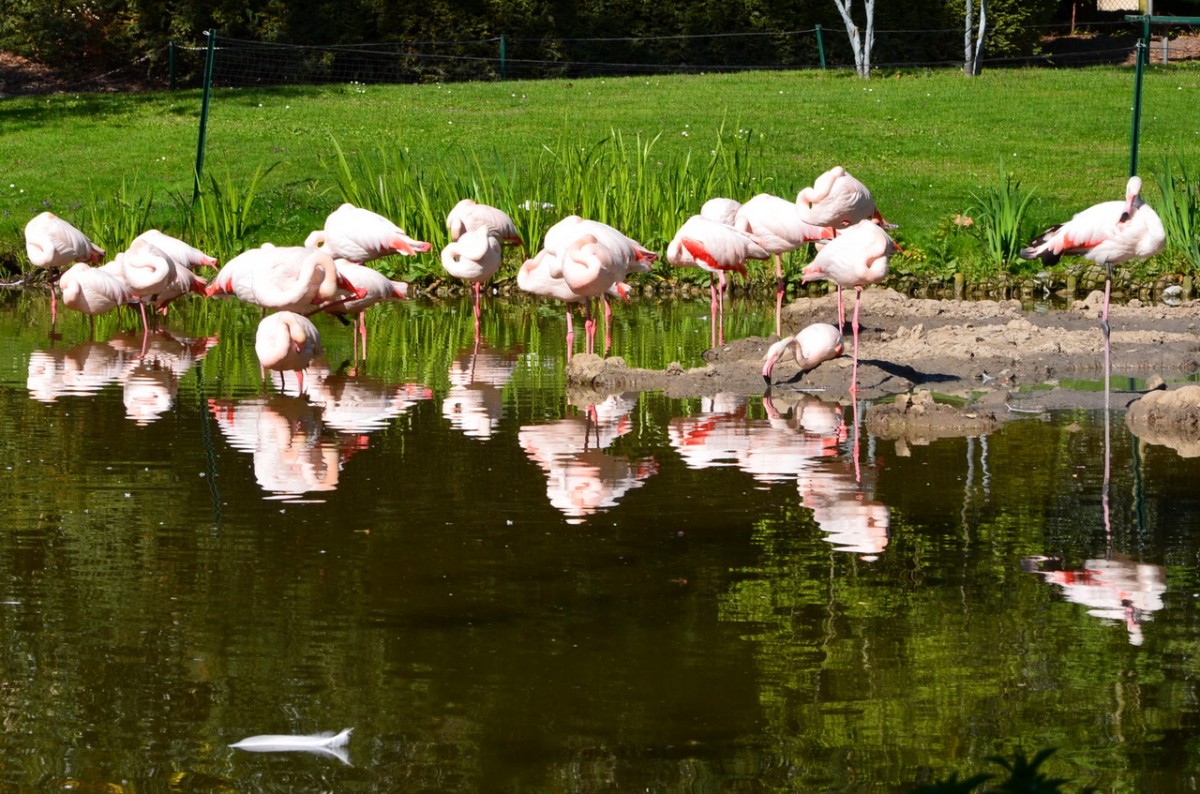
[1,290,1198,792]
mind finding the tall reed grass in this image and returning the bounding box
[969,167,1037,273]
[1151,157,1200,272]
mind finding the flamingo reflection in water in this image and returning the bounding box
[26,329,217,416]
[1023,556,1166,647]
[120,331,219,425]
[668,392,841,484]
[305,360,433,436]
[208,395,345,502]
[442,344,520,440]
[518,391,658,524]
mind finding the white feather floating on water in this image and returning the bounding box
[229,728,353,764]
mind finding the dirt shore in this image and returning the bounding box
[567,288,1200,440]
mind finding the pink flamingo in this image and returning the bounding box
[762,322,845,384]
[321,261,409,359]
[246,246,362,314]
[446,199,522,248]
[131,230,219,270]
[57,262,137,337]
[441,225,504,337]
[516,249,629,358]
[24,212,106,323]
[796,166,889,229]
[733,193,835,334]
[1020,175,1165,338]
[116,238,208,334]
[306,203,432,263]
[667,214,770,347]
[255,311,322,393]
[801,219,897,393]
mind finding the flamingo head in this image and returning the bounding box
[1120,175,1143,223]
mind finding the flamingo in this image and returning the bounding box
[321,261,409,359]
[796,166,889,229]
[762,322,845,384]
[116,238,208,333]
[516,249,629,358]
[245,246,362,314]
[801,219,897,393]
[131,230,219,270]
[733,193,836,334]
[446,198,522,248]
[667,214,770,347]
[700,197,742,226]
[1020,175,1165,338]
[24,212,106,323]
[441,225,503,338]
[57,262,137,337]
[306,203,431,264]
[255,311,322,393]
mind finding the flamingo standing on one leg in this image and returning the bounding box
[441,225,504,339]
[733,193,835,335]
[321,261,409,360]
[255,311,322,394]
[801,219,897,394]
[446,199,523,249]
[24,212,106,324]
[796,166,894,328]
[667,215,770,347]
[762,322,845,385]
[1020,175,1165,338]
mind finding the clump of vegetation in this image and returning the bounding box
[909,748,1097,793]
[1151,156,1200,273]
[969,166,1037,274]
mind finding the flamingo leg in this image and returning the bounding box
[1101,267,1112,338]
[603,295,612,356]
[849,287,862,395]
[717,271,726,347]
[565,306,575,361]
[473,281,483,343]
[837,284,845,330]
[709,275,719,350]
[584,300,597,356]
[774,254,784,336]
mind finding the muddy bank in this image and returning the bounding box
[567,288,1200,439]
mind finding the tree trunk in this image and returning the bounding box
[832,0,874,79]
[964,0,987,77]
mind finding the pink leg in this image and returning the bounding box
[359,313,368,359]
[474,282,483,343]
[1101,275,1112,337]
[565,306,575,361]
[837,285,845,329]
[584,300,597,356]
[603,295,612,356]
[849,287,862,395]
[774,254,784,336]
[709,276,719,349]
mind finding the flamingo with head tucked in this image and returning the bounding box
[57,263,137,338]
[733,193,835,335]
[801,219,897,393]
[306,203,432,264]
[24,212,106,323]
[441,225,504,338]
[667,214,770,347]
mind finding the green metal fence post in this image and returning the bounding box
[168,41,176,90]
[193,30,217,203]
[815,25,826,69]
[1130,37,1146,177]
[500,34,507,80]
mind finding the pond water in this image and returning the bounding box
[2,289,1200,792]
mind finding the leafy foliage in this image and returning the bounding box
[969,166,1037,273]
[1151,157,1200,273]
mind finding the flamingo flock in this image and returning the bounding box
[21,166,1167,396]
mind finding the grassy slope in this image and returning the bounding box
[2,64,1199,268]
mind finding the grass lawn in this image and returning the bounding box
[2,63,1199,281]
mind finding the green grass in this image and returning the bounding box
[3,64,1200,281]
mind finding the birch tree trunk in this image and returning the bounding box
[832,0,875,79]
[964,0,987,76]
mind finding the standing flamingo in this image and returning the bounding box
[57,263,137,337]
[306,203,431,264]
[321,261,409,359]
[117,238,208,333]
[796,166,888,229]
[1020,175,1165,338]
[441,225,504,338]
[446,199,522,248]
[255,311,322,393]
[801,219,897,393]
[762,322,845,384]
[247,246,362,314]
[733,193,835,334]
[516,249,628,358]
[24,212,106,323]
[667,215,770,347]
